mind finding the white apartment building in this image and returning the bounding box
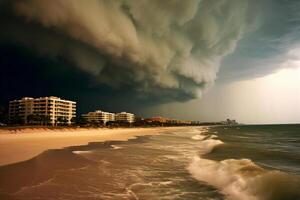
[9,96,76,125]
[115,112,135,123]
[82,110,115,124]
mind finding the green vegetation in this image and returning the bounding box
[71,116,88,126]
[0,105,8,125]
[27,114,51,125]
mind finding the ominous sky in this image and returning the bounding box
[1,0,299,124]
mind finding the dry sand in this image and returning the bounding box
[0,127,185,166]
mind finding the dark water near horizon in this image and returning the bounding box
[0,125,300,200]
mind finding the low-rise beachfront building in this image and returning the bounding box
[9,96,76,125]
[166,119,192,125]
[82,110,115,125]
[143,116,193,126]
[191,121,202,125]
[144,116,169,123]
[115,112,135,123]
[221,119,238,126]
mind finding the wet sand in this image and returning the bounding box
[0,127,181,166]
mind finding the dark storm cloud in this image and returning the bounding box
[218,0,300,82]
[0,0,259,111]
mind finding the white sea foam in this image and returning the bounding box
[188,156,300,200]
[191,134,206,141]
[188,157,258,200]
[72,150,93,154]
[209,134,218,139]
[126,188,139,200]
[183,128,205,136]
[130,181,173,188]
[157,181,173,186]
[110,145,123,149]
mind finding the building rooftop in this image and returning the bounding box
[21,97,34,100]
[10,96,76,103]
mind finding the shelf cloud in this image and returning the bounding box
[0,0,257,105]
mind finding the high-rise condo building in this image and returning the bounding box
[115,112,135,123]
[9,96,76,125]
[82,110,115,124]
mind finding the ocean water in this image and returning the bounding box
[0,125,300,200]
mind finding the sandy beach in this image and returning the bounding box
[0,127,182,166]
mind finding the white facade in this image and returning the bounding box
[82,110,115,124]
[9,96,76,125]
[115,112,135,123]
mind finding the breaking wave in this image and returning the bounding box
[197,138,224,155]
[187,130,300,200]
[209,134,218,139]
[191,134,206,141]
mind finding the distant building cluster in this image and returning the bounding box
[141,116,203,126]
[144,116,195,125]
[82,110,115,124]
[221,119,238,126]
[82,110,135,125]
[115,112,135,123]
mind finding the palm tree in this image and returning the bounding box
[71,116,87,126]
[26,114,36,124]
[41,115,51,125]
[35,114,43,125]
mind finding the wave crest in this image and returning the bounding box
[198,139,224,154]
[188,156,300,200]
[191,134,206,141]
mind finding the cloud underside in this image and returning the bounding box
[1,0,256,104]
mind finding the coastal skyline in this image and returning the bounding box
[1,0,300,124]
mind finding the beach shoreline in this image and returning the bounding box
[0,126,192,166]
